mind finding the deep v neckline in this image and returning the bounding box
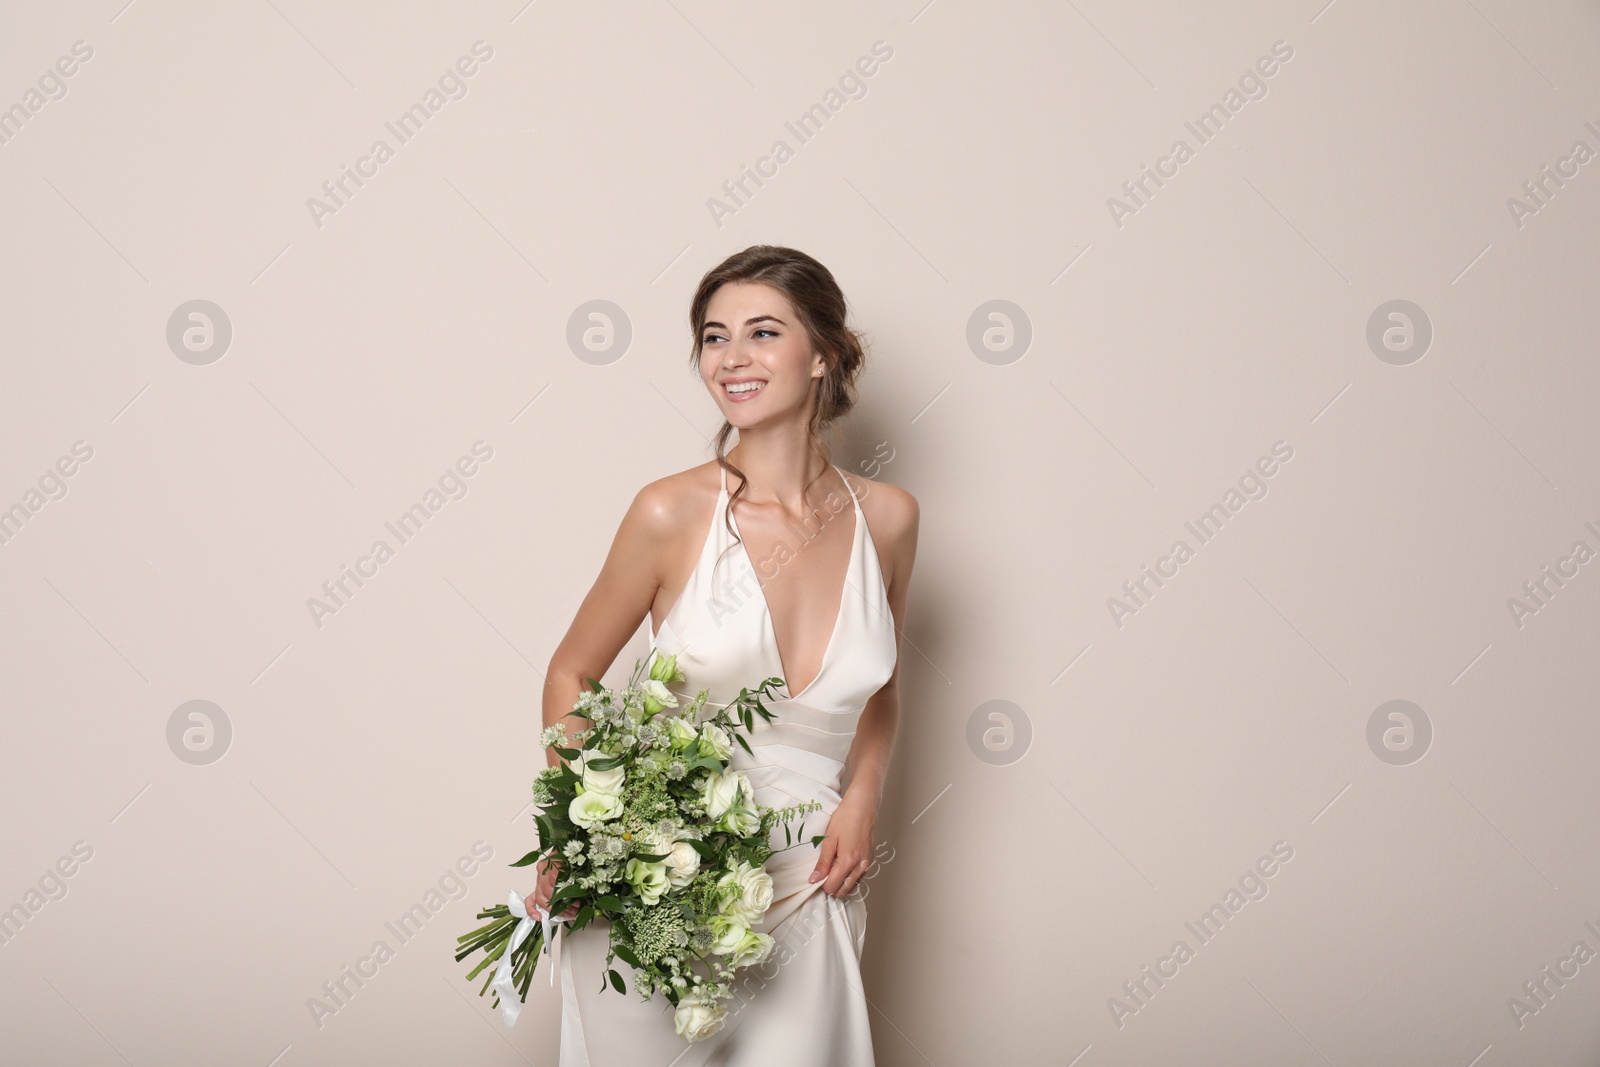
[723,463,858,702]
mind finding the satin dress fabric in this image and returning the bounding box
[556,463,897,1066]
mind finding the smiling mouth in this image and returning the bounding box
[725,381,766,401]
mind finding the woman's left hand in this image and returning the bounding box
[809,793,878,898]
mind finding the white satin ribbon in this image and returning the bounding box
[493,888,572,1028]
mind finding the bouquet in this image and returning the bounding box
[455,651,823,1043]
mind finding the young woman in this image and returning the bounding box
[528,245,919,1065]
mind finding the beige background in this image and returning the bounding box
[2,0,1598,1064]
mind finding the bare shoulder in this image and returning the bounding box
[622,460,721,544]
[846,471,919,554]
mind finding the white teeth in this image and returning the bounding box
[727,381,765,394]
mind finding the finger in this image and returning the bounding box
[809,837,838,883]
[850,858,871,894]
[834,857,870,898]
[822,853,859,896]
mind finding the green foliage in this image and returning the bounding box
[457,655,819,1040]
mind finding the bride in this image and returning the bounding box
[526,245,920,1065]
[528,246,921,1062]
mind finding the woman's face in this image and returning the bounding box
[698,281,825,429]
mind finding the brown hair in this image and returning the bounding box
[687,245,868,597]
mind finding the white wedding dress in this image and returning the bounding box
[556,463,898,1066]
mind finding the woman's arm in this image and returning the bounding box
[841,482,919,806]
[539,478,690,767]
[813,482,920,896]
[527,476,692,919]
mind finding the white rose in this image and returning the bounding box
[666,716,699,752]
[568,789,624,830]
[720,804,760,838]
[674,992,727,1042]
[721,860,774,923]
[633,826,671,856]
[573,751,626,796]
[699,723,733,761]
[701,768,743,819]
[730,928,774,967]
[709,913,752,956]
[665,840,702,887]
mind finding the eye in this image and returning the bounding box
[753,328,777,338]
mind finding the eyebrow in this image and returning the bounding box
[702,315,787,330]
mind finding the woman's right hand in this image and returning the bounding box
[525,855,579,920]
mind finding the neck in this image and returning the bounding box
[726,436,829,510]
